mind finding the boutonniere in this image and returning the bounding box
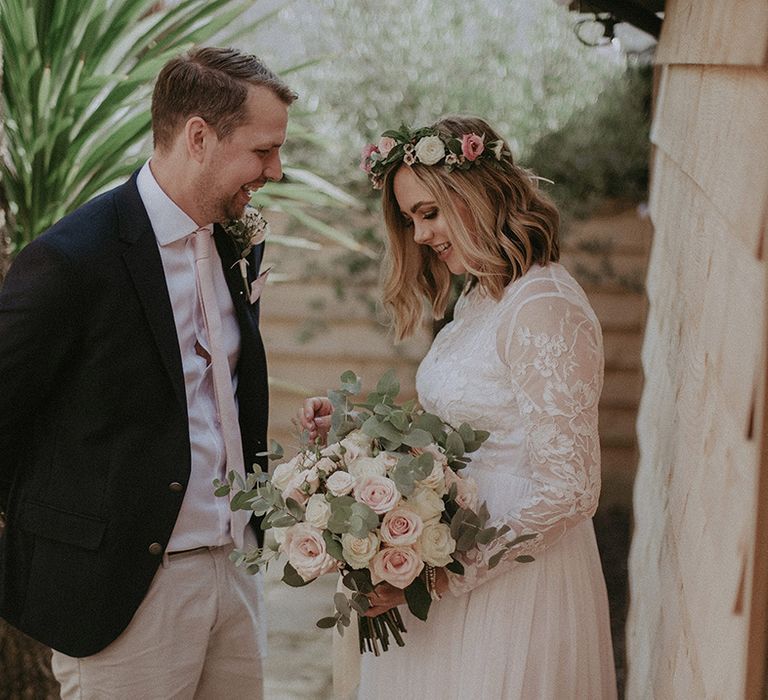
[223,205,270,296]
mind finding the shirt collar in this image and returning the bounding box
[136,160,211,246]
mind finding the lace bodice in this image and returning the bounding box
[416,263,604,595]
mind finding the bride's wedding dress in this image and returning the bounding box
[358,263,617,699]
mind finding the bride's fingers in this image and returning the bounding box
[300,396,333,431]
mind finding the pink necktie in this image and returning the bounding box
[193,228,249,548]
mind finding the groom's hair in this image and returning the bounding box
[151,46,297,151]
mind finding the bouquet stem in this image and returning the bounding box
[358,609,407,655]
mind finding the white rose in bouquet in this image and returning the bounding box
[271,456,302,491]
[417,460,447,495]
[339,429,374,461]
[341,532,380,569]
[326,470,355,496]
[374,451,399,472]
[313,456,338,476]
[283,523,338,582]
[443,466,479,511]
[305,494,332,529]
[354,475,400,514]
[283,467,320,505]
[405,487,445,524]
[347,456,387,479]
[415,523,456,567]
[380,507,424,546]
[370,545,424,589]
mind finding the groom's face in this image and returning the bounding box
[196,85,288,223]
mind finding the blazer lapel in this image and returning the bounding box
[117,175,186,407]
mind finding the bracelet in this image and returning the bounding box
[424,564,442,601]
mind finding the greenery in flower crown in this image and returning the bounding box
[360,124,508,189]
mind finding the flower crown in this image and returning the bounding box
[360,124,506,189]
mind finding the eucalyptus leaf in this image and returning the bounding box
[316,616,338,629]
[282,561,313,587]
[515,555,535,563]
[487,550,506,570]
[401,428,433,449]
[375,369,400,398]
[334,592,352,617]
[404,576,431,621]
[323,531,345,561]
[445,432,465,458]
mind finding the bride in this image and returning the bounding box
[302,115,617,699]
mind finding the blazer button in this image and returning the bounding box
[169,482,184,493]
[148,542,163,556]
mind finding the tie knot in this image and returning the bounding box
[193,227,213,261]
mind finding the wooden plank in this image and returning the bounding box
[651,65,768,256]
[656,0,768,66]
[745,252,768,698]
[629,147,767,697]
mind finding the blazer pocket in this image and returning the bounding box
[17,501,107,550]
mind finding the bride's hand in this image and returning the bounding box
[364,582,405,617]
[300,396,333,444]
[364,569,450,616]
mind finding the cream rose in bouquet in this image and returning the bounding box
[215,370,535,655]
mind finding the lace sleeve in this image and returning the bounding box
[447,292,603,595]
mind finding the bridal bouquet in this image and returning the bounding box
[215,370,534,654]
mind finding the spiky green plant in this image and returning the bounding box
[0,0,367,255]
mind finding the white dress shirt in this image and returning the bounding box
[136,161,242,551]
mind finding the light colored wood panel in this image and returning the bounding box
[656,0,768,66]
[587,289,647,331]
[261,317,430,361]
[651,65,768,255]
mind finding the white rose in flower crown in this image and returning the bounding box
[405,486,445,524]
[339,430,374,462]
[341,531,380,569]
[414,135,446,166]
[380,507,424,546]
[415,522,456,567]
[326,470,355,496]
[347,456,387,480]
[305,493,332,529]
[354,475,401,514]
[283,523,338,582]
[370,545,424,589]
[271,456,302,491]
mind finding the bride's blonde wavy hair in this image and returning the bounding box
[381,115,560,340]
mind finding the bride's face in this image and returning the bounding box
[393,167,467,275]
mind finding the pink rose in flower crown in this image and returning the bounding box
[360,144,379,173]
[283,523,338,581]
[354,475,400,514]
[377,136,397,158]
[370,545,424,589]
[461,133,485,161]
[380,507,424,546]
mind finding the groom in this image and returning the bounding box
[0,47,295,697]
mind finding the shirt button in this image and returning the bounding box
[148,542,163,556]
[169,482,184,493]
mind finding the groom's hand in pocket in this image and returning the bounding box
[300,396,333,444]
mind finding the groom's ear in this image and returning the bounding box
[184,116,211,163]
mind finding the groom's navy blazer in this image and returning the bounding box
[0,172,269,657]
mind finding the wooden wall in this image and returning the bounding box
[626,1,768,697]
